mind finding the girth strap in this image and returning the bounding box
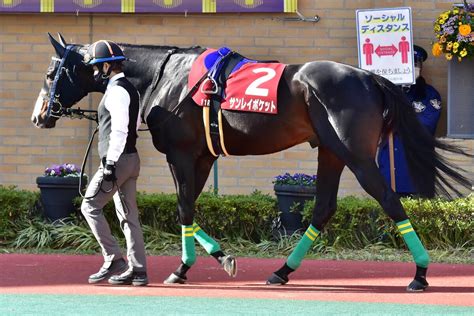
[206,51,245,156]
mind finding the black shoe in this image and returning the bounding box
[108,270,148,286]
[88,258,127,284]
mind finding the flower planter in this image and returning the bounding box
[36,176,87,221]
[273,184,316,235]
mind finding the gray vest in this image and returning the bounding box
[98,77,139,159]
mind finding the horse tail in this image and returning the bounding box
[372,74,472,198]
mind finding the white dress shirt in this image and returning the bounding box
[105,73,141,162]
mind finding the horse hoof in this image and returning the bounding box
[163,273,187,284]
[266,273,288,285]
[221,255,237,277]
[406,278,428,292]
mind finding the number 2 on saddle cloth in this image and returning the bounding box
[188,47,286,156]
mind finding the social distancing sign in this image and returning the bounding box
[356,7,415,85]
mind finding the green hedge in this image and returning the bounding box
[101,191,278,241]
[0,186,39,242]
[302,196,474,249]
[1,185,472,251]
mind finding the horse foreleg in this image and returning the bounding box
[163,154,197,284]
[267,147,344,285]
[192,155,237,277]
[193,222,237,277]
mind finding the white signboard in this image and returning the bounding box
[356,7,415,85]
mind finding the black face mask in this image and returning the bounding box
[94,76,108,93]
[93,64,111,93]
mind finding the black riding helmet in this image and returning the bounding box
[84,40,126,65]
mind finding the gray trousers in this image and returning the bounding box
[81,152,146,272]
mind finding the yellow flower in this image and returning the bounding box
[439,19,446,25]
[460,49,468,57]
[446,53,453,60]
[432,42,443,57]
[459,24,472,36]
[441,13,449,20]
[453,9,459,14]
[434,25,441,32]
[453,42,460,49]
[440,36,447,43]
[446,42,453,51]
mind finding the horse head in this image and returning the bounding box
[31,33,96,128]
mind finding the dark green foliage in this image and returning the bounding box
[101,191,278,241]
[1,185,472,253]
[193,191,277,240]
[0,186,40,243]
[400,197,473,248]
[303,195,474,249]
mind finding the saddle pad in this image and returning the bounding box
[188,49,286,114]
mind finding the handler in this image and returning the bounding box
[377,45,442,196]
[81,40,148,286]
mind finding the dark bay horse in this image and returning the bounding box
[32,34,471,291]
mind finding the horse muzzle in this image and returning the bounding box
[31,95,56,128]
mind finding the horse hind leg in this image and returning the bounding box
[267,146,345,285]
[347,160,429,291]
[302,90,427,291]
[313,151,429,292]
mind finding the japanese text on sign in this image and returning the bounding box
[356,7,415,85]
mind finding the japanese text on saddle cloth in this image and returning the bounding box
[188,47,286,156]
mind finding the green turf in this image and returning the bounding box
[0,294,472,315]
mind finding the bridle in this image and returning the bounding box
[46,45,73,120]
[46,45,88,120]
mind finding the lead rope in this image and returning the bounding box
[69,108,115,200]
[77,118,129,215]
[79,124,98,198]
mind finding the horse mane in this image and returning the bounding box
[119,43,204,54]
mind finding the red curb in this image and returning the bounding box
[0,254,472,306]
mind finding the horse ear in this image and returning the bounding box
[48,32,65,58]
[57,33,67,47]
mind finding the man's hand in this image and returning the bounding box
[103,161,117,182]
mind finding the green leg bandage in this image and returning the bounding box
[287,225,320,270]
[397,219,430,268]
[193,222,221,254]
[182,225,196,266]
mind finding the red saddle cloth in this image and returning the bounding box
[188,49,286,114]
